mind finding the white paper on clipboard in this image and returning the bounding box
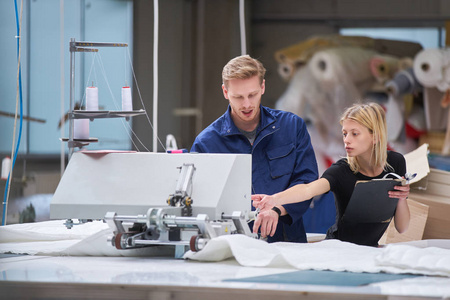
[404,143,430,184]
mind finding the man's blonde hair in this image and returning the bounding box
[340,102,392,174]
[222,55,266,88]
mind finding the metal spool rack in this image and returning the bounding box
[65,38,145,159]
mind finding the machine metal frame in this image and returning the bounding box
[104,163,255,253]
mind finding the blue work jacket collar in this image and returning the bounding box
[220,105,276,137]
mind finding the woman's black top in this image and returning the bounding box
[321,151,406,246]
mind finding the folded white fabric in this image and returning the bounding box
[0,220,108,243]
[184,235,450,277]
[0,240,79,255]
[376,244,450,276]
[0,220,172,257]
[184,235,380,271]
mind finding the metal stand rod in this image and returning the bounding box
[69,37,75,160]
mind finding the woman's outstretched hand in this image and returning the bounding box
[251,194,280,237]
[251,194,277,211]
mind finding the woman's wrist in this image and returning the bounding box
[272,193,282,207]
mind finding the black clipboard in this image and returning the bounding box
[343,178,405,223]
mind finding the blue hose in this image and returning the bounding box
[2,0,24,226]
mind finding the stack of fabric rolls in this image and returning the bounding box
[275,35,426,173]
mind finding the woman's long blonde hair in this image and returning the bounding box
[340,102,392,174]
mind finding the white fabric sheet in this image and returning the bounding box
[0,220,172,257]
[0,220,107,243]
[184,235,450,277]
[1,221,449,276]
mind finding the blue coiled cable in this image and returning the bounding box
[2,0,24,226]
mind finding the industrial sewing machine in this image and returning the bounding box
[51,152,255,253]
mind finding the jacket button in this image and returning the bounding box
[227,130,230,133]
[272,126,275,129]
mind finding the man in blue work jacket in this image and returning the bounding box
[190,55,318,243]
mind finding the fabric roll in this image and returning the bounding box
[398,57,414,70]
[385,68,422,96]
[309,47,376,86]
[276,66,344,142]
[385,95,404,142]
[275,35,375,81]
[413,48,450,92]
[274,35,422,82]
[275,66,347,175]
[423,87,448,131]
[277,62,295,81]
[370,54,400,83]
[371,38,423,59]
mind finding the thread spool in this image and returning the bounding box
[1,156,11,180]
[166,134,178,151]
[86,86,99,111]
[122,86,133,111]
[74,119,89,140]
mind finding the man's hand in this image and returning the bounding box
[253,209,279,238]
[252,194,277,211]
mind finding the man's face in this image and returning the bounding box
[222,76,265,131]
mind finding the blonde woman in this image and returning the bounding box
[252,102,410,246]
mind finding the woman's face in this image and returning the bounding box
[342,119,374,158]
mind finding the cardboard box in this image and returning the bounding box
[409,168,450,239]
[379,199,429,245]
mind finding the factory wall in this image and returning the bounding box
[132,0,450,151]
[133,0,243,151]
